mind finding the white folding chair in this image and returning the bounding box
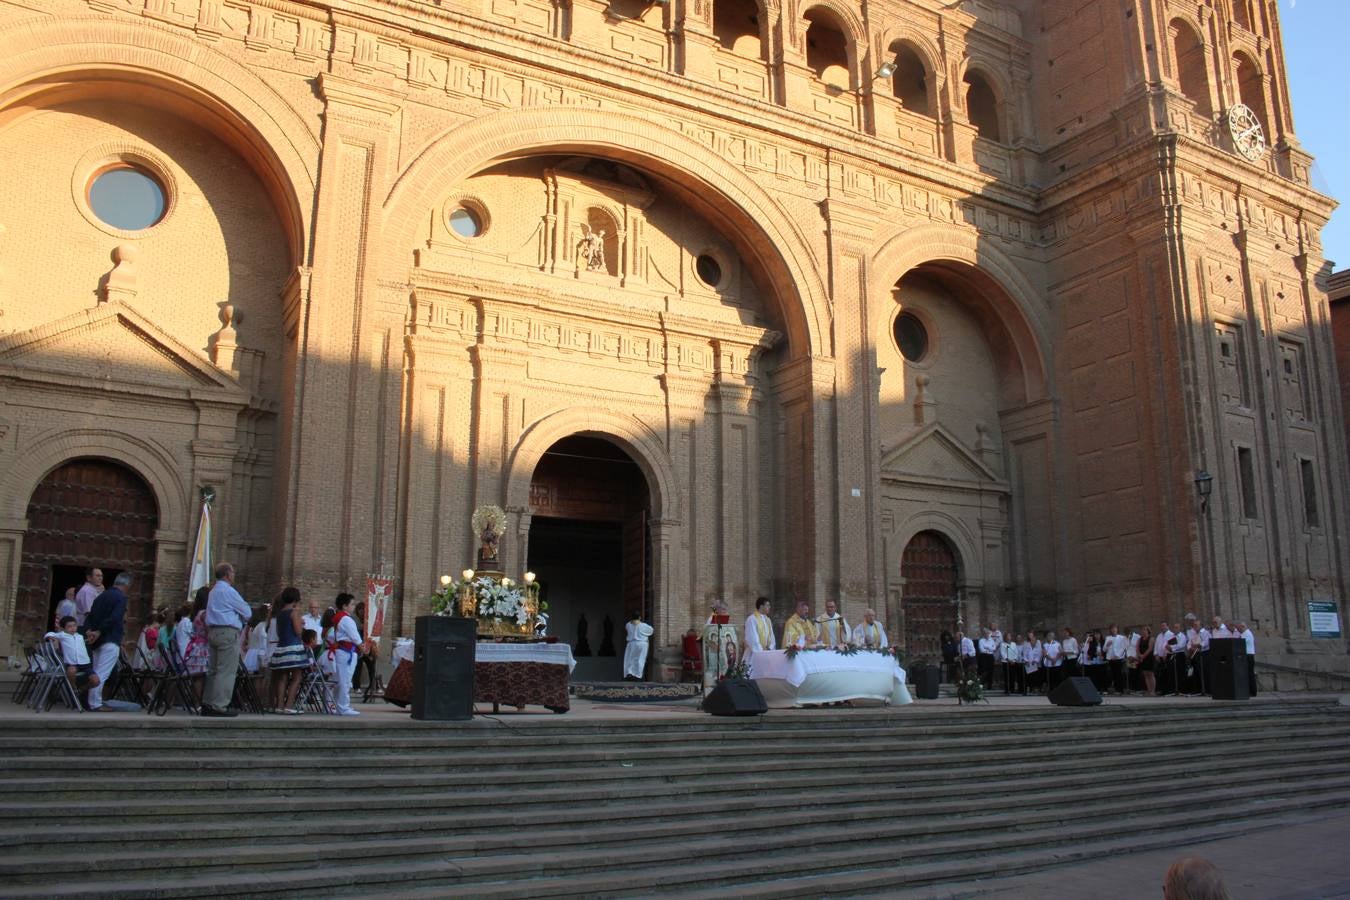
[294,660,336,715]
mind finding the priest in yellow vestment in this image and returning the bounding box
[782,600,821,649]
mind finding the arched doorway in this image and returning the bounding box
[900,530,959,663]
[15,458,159,648]
[528,436,651,681]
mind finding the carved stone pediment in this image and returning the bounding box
[0,301,246,399]
[880,423,1006,489]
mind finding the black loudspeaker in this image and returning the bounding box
[1048,676,1103,706]
[1208,638,1250,701]
[412,615,476,721]
[703,678,767,716]
[913,665,940,700]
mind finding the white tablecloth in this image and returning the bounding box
[749,649,911,707]
[392,638,576,672]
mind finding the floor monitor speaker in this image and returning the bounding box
[912,665,941,700]
[1048,675,1102,707]
[703,678,767,716]
[412,615,476,721]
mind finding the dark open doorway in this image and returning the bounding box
[528,435,652,681]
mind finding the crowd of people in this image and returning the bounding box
[937,613,1258,697]
[37,563,379,718]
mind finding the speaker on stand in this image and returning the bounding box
[1208,638,1250,701]
[412,615,476,721]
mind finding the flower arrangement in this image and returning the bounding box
[431,568,547,638]
[955,669,986,704]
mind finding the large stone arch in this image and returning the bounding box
[0,15,317,264]
[870,223,1050,406]
[1,428,188,538]
[381,106,829,359]
[891,512,978,589]
[502,408,680,524]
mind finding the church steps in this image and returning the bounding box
[2,712,1339,777]
[6,762,1350,870]
[0,696,1330,750]
[0,706,1335,769]
[5,781,1348,899]
[2,700,1346,898]
[4,743,1345,850]
[4,723,1346,802]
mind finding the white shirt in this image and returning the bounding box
[851,620,888,649]
[977,636,998,655]
[335,613,363,647]
[1060,636,1079,660]
[74,582,100,626]
[45,631,90,666]
[817,614,851,646]
[959,636,976,658]
[625,620,654,643]
[1154,630,1174,657]
[1105,634,1129,660]
[1196,627,1211,651]
[206,580,251,630]
[1239,628,1255,655]
[302,613,323,643]
[1172,631,1189,653]
[1022,642,1041,671]
[174,617,193,659]
[989,629,1003,645]
[54,598,78,623]
[1213,623,1233,638]
[744,613,775,654]
[1000,641,1021,663]
[1043,640,1063,667]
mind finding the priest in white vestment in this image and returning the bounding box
[743,597,776,660]
[623,613,655,680]
[850,609,888,649]
[816,598,851,648]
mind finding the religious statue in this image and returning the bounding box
[576,224,606,272]
[470,504,506,572]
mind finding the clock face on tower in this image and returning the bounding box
[1226,103,1267,161]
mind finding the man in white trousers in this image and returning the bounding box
[330,593,364,715]
[623,611,654,681]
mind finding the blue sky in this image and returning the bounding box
[1280,0,1346,271]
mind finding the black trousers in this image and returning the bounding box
[976,653,995,687]
[1046,666,1065,690]
[1064,659,1080,678]
[1005,662,1026,694]
[1107,659,1126,694]
[1247,652,1258,696]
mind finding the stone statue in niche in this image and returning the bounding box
[576,224,606,272]
[599,614,616,656]
[575,613,592,657]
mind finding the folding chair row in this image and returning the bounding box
[144,640,200,717]
[10,646,41,705]
[231,659,267,714]
[295,661,337,715]
[27,642,84,713]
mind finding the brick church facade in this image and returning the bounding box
[0,0,1344,676]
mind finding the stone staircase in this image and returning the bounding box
[1,697,1348,898]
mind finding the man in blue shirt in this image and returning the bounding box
[83,572,131,711]
[203,562,252,717]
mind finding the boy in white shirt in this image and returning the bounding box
[43,616,100,697]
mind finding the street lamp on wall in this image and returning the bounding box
[1194,470,1213,513]
[874,61,897,80]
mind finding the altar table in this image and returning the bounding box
[748,648,912,708]
[385,641,577,713]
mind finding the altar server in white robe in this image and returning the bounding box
[816,598,851,649]
[850,609,888,649]
[623,612,655,680]
[743,597,776,661]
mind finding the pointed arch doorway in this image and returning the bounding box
[527,436,652,681]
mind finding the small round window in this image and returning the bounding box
[448,206,483,238]
[893,312,929,362]
[695,254,723,287]
[87,165,166,231]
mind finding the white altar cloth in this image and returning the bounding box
[392,638,576,671]
[749,649,911,708]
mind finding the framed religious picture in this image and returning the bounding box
[366,574,392,646]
